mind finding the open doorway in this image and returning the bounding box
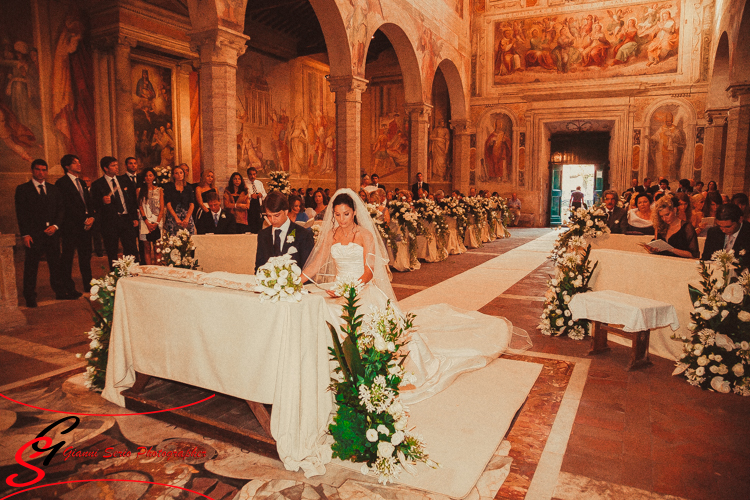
[560,164,596,221]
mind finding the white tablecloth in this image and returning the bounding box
[102,276,334,477]
[569,290,680,333]
[192,234,257,274]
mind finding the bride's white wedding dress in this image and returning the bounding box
[325,242,512,404]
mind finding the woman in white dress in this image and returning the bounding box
[302,189,511,404]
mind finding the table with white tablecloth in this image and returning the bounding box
[102,276,334,477]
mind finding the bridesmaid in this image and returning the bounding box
[164,164,195,236]
[137,167,164,264]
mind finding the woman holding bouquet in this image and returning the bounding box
[302,189,510,404]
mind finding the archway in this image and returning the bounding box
[730,1,750,86]
[707,33,731,110]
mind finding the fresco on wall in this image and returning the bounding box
[235,52,336,188]
[480,112,513,182]
[647,103,688,181]
[132,63,174,172]
[493,1,680,85]
[346,0,383,75]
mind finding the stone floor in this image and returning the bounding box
[2,228,750,499]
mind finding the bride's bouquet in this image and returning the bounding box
[255,254,307,302]
[327,288,437,484]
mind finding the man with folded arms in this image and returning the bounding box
[196,192,236,235]
[701,203,750,271]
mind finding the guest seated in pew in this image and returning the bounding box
[196,192,237,235]
[732,193,750,222]
[288,194,309,223]
[691,193,707,232]
[368,189,391,224]
[701,203,750,271]
[703,191,722,218]
[642,196,699,259]
[601,189,627,234]
[625,193,655,235]
[673,192,692,224]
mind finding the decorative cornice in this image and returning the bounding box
[450,119,474,134]
[404,102,434,116]
[327,75,368,94]
[727,83,750,99]
[189,27,250,65]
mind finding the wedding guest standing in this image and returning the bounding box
[701,204,750,271]
[626,193,654,235]
[255,191,313,271]
[224,172,250,233]
[644,196,699,259]
[137,167,164,264]
[411,172,430,198]
[91,156,139,269]
[196,192,236,235]
[55,154,94,295]
[246,166,267,233]
[164,164,195,236]
[121,157,145,263]
[289,194,309,223]
[569,186,584,210]
[601,189,627,234]
[370,173,385,192]
[194,170,216,219]
[15,159,68,306]
[508,193,522,226]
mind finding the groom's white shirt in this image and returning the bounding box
[274,218,292,250]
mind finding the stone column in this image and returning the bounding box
[450,119,474,195]
[0,235,26,330]
[190,27,249,186]
[175,62,195,168]
[704,109,728,186]
[328,76,368,190]
[405,103,432,184]
[724,85,750,194]
[113,36,137,168]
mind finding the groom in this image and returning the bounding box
[255,190,314,272]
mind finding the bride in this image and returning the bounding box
[302,189,512,404]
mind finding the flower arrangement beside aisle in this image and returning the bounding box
[673,250,750,395]
[387,199,423,266]
[255,254,307,302]
[268,170,291,194]
[438,197,468,239]
[489,196,512,238]
[539,204,609,339]
[412,198,449,253]
[78,256,138,391]
[366,202,397,255]
[327,288,437,484]
[461,197,487,243]
[157,229,198,269]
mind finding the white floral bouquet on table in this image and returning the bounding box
[77,256,138,391]
[438,196,468,239]
[154,165,172,186]
[461,196,487,242]
[539,241,598,339]
[255,254,308,303]
[268,170,291,194]
[673,250,750,395]
[387,199,423,265]
[157,229,198,269]
[366,202,397,255]
[412,198,449,252]
[327,288,436,485]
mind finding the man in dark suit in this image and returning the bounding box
[55,154,95,296]
[90,156,139,270]
[371,173,385,193]
[15,159,70,306]
[601,189,628,234]
[701,203,750,271]
[121,156,146,263]
[641,177,658,196]
[411,172,430,199]
[196,192,237,234]
[255,190,314,271]
[622,178,640,197]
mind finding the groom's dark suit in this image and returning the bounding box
[255,221,314,272]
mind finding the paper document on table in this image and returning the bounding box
[647,239,674,252]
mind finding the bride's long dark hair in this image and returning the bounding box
[332,192,359,225]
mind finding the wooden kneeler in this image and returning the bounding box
[588,321,653,371]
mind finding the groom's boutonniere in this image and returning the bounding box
[287,229,296,244]
[221,213,226,219]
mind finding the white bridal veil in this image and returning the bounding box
[302,188,398,306]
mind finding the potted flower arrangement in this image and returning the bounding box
[412,198,449,254]
[438,197,468,240]
[387,199,423,266]
[157,229,198,269]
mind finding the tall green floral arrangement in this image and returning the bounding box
[674,250,750,395]
[78,256,138,391]
[327,289,437,484]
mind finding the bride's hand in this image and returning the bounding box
[326,289,338,298]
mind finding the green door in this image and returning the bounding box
[593,163,609,204]
[549,163,562,225]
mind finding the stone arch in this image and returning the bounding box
[435,58,467,121]
[730,0,750,85]
[308,0,353,79]
[707,32,732,110]
[367,22,423,104]
[640,98,697,182]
